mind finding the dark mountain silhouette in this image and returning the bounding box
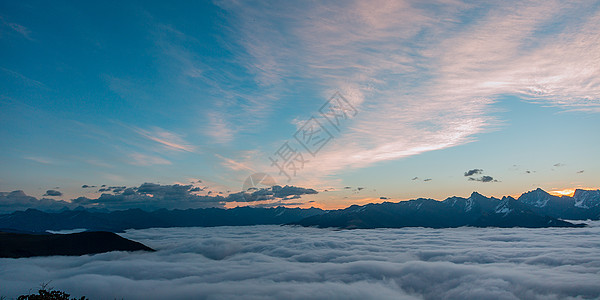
[291,190,592,229]
[517,188,600,220]
[0,231,154,258]
[0,206,325,233]
[0,188,596,231]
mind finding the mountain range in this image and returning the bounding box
[0,206,325,233]
[0,188,597,232]
[292,189,598,229]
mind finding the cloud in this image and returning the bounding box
[464,169,484,177]
[204,111,235,144]
[22,155,54,165]
[1,223,599,299]
[0,191,72,214]
[43,190,62,197]
[411,177,419,181]
[215,154,256,172]
[225,185,318,203]
[0,17,32,40]
[423,178,432,182]
[81,185,97,188]
[464,168,496,182]
[145,18,282,144]
[97,186,127,193]
[0,182,320,213]
[577,170,585,174]
[468,176,498,183]
[136,183,190,197]
[134,127,195,153]
[74,183,225,211]
[213,0,600,185]
[553,163,565,167]
[128,152,171,166]
[272,185,318,198]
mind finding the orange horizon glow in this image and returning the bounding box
[222,187,600,210]
[224,197,409,210]
[547,187,600,197]
[548,189,576,197]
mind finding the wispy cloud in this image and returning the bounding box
[215,0,600,185]
[0,67,45,88]
[128,152,171,166]
[430,1,600,112]
[147,18,281,143]
[214,153,256,172]
[0,17,32,40]
[23,156,55,165]
[204,111,234,144]
[83,159,113,168]
[134,127,196,152]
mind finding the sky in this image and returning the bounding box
[1,0,599,210]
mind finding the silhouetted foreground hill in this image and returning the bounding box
[0,231,154,258]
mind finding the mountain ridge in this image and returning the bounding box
[0,188,597,231]
[292,189,593,229]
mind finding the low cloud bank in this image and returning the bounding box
[0,183,318,213]
[1,223,599,299]
[0,191,73,214]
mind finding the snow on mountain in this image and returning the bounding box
[465,197,474,212]
[494,200,512,215]
[518,188,553,207]
[573,189,600,209]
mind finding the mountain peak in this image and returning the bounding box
[573,188,600,196]
[470,191,485,198]
[518,188,555,208]
[572,189,600,209]
[523,188,550,196]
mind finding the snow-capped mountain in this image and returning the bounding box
[1,188,597,231]
[518,188,557,208]
[293,190,594,229]
[518,188,600,220]
[573,189,600,209]
[294,188,598,229]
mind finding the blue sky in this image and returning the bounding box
[1,0,599,209]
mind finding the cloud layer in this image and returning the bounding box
[0,183,319,213]
[0,191,72,213]
[2,223,599,299]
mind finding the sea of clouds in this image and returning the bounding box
[2,222,600,299]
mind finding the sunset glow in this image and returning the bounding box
[548,189,576,197]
